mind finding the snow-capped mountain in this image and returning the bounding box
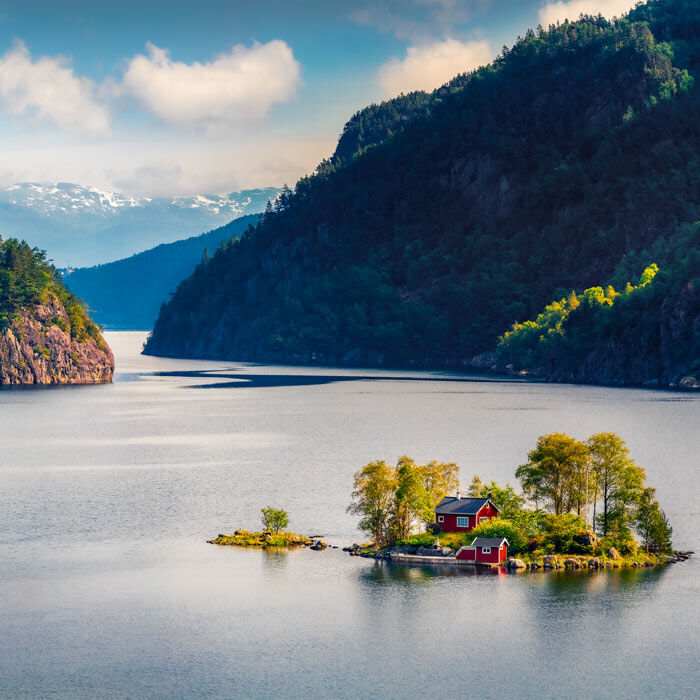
[0,182,281,267]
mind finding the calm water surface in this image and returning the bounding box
[1,332,698,698]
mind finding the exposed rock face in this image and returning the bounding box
[0,294,113,385]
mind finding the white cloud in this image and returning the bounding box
[122,40,302,129]
[379,38,492,96]
[0,40,110,135]
[539,0,637,26]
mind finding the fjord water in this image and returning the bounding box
[1,332,698,699]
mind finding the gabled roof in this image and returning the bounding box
[434,496,499,515]
[471,537,509,548]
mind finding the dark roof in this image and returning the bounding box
[471,537,508,548]
[434,496,498,515]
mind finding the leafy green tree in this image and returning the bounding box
[348,460,397,546]
[390,456,431,542]
[421,459,459,519]
[636,487,673,553]
[588,432,645,536]
[261,507,289,533]
[469,518,527,554]
[467,476,525,519]
[516,433,589,515]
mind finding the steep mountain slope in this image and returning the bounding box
[63,214,259,329]
[144,1,700,387]
[0,239,113,384]
[0,183,280,266]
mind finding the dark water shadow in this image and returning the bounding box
[151,368,531,390]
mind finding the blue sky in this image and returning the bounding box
[0,0,637,196]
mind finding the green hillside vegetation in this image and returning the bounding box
[145,0,700,387]
[0,237,105,348]
[64,214,259,329]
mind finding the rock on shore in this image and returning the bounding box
[0,292,113,384]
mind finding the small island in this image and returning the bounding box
[208,507,327,550]
[347,432,691,572]
[0,238,113,385]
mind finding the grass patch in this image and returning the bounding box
[208,529,312,548]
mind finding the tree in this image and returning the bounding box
[421,459,459,518]
[636,487,673,553]
[261,506,289,533]
[390,456,431,542]
[469,518,527,554]
[516,433,589,515]
[348,460,397,546]
[588,432,645,536]
[467,476,525,519]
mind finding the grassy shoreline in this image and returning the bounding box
[208,529,313,548]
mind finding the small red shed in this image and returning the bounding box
[434,492,500,533]
[456,537,509,565]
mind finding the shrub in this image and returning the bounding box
[469,518,527,554]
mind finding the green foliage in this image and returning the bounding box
[0,237,104,349]
[146,1,700,376]
[636,487,673,553]
[516,433,590,515]
[349,456,459,546]
[260,507,289,534]
[467,476,525,518]
[469,518,527,554]
[588,432,645,537]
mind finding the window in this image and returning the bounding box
[456,516,469,528]
[437,516,444,523]
[479,517,487,523]
[481,547,491,554]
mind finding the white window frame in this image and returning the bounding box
[479,516,488,524]
[481,547,491,554]
[437,515,444,523]
[456,516,470,528]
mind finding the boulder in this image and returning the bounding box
[542,555,557,569]
[564,558,580,569]
[573,531,597,547]
[310,540,328,551]
[679,376,700,390]
[507,558,527,570]
[607,547,621,560]
[588,558,600,568]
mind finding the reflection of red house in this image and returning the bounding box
[434,493,499,533]
[456,537,509,565]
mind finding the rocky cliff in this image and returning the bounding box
[0,291,113,384]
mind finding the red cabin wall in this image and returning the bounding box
[435,502,499,533]
[456,548,475,561]
[474,544,508,564]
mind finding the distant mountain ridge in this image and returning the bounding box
[0,183,280,267]
[63,214,259,330]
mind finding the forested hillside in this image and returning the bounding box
[144,0,700,388]
[64,214,259,329]
[0,238,113,384]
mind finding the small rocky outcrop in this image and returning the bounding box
[0,293,113,385]
[507,557,527,569]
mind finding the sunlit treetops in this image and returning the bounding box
[497,265,659,369]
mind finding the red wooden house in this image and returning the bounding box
[434,492,499,533]
[456,537,509,565]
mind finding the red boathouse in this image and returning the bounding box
[456,537,509,565]
[434,492,499,533]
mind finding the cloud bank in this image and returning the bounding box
[0,41,110,135]
[122,40,302,129]
[379,38,491,96]
[539,0,637,26]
